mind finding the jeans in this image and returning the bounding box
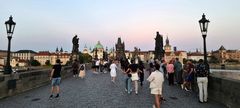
[125,76,132,93]
[197,77,208,102]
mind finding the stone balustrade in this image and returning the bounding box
[0,65,79,99]
[208,72,240,108]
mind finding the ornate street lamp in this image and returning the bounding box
[4,15,16,74]
[199,13,210,64]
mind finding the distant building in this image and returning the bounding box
[34,51,51,65]
[34,51,70,65]
[0,57,5,68]
[212,45,240,64]
[187,52,204,61]
[0,50,7,58]
[164,36,172,53]
[10,57,28,67]
[165,51,187,64]
[91,41,104,60]
[12,50,37,61]
[125,50,154,62]
[83,45,89,54]
[163,37,187,64]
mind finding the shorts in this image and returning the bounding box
[186,75,193,82]
[131,73,139,81]
[151,88,162,95]
[52,77,61,86]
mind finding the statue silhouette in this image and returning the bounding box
[72,35,79,54]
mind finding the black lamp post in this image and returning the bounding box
[4,16,16,74]
[199,13,210,64]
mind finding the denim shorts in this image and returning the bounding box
[52,77,61,86]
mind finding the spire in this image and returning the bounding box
[56,47,59,52]
[60,47,63,52]
[117,37,121,44]
[166,36,169,45]
[219,45,226,50]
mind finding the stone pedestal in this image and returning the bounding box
[71,54,79,61]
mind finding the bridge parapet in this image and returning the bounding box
[0,66,72,99]
[208,72,240,108]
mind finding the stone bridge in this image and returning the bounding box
[0,68,226,108]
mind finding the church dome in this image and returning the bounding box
[94,41,104,49]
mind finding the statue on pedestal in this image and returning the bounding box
[71,35,79,61]
[72,35,79,54]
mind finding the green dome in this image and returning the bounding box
[95,41,104,49]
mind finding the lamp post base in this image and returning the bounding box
[4,65,12,74]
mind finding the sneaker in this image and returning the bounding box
[55,94,59,98]
[181,84,184,89]
[152,104,156,108]
[135,91,138,95]
[161,97,166,101]
[125,88,127,92]
[184,87,190,92]
[49,95,53,98]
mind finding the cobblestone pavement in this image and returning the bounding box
[0,70,226,108]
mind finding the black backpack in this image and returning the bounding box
[80,65,85,70]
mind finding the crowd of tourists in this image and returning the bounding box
[48,57,209,108]
[148,57,210,107]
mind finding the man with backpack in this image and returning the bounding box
[195,59,209,103]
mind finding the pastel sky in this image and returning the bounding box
[0,0,240,52]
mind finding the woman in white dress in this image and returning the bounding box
[79,64,85,79]
[110,60,118,83]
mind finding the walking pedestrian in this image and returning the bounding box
[182,60,194,91]
[174,58,183,84]
[195,59,209,103]
[79,64,86,79]
[128,59,140,95]
[166,60,175,85]
[49,59,62,98]
[124,60,132,94]
[160,60,167,79]
[147,63,164,108]
[186,60,194,91]
[72,59,79,77]
[138,61,145,86]
[110,60,118,83]
[181,62,189,90]
[95,59,100,72]
[91,59,96,71]
[149,57,155,75]
[99,59,104,72]
[103,60,108,73]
